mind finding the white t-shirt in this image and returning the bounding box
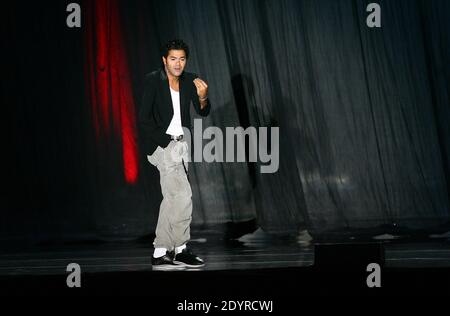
[166,87,184,136]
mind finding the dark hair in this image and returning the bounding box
[161,39,189,59]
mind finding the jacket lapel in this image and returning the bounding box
[160,69,174,120]
[179,72,188,122]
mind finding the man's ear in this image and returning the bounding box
[162,56,166,66]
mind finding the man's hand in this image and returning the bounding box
[193,78,208,100]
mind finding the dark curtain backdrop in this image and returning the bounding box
[1,0,449,245]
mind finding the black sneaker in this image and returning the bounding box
[151,252,185,271]
[173,248,205,267]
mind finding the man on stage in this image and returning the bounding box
[139,39,211,269]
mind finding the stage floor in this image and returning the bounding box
[0,230,450,275]
[1,229,449,296]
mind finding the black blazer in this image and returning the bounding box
[138,69,211,155]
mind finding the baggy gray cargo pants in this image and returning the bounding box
[147,140,192,251]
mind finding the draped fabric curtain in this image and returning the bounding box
[126,0,450,235]
[138,0,450,232]
[2,0,449,244]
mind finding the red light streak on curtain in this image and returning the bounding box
[84,0,139,184]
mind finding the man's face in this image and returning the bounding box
[162,49,187,78]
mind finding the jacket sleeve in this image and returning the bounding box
[138,74,171,150]
[191,73,211,117]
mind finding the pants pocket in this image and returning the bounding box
[147,146,164,166]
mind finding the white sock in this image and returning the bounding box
[175,244,186,255]
[153,247,167,258]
